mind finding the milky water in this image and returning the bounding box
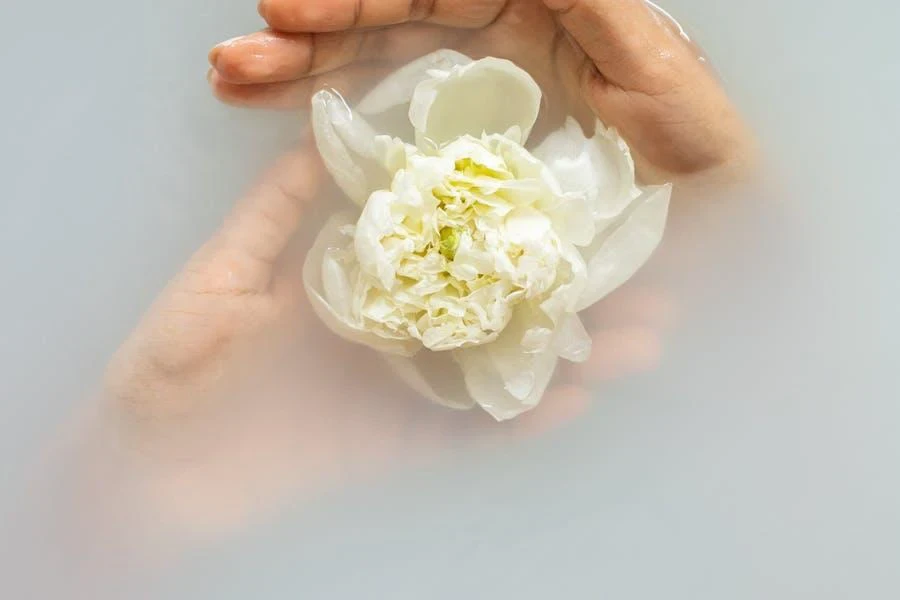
[1,0,898,598]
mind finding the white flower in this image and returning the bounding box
[305,51,672,421]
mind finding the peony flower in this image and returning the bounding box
[304,50,671,421]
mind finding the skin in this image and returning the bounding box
[208,0,756,179]
[97,141,672,544]
[88,0,748,546]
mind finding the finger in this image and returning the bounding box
[581,286,677,331]
[209,25,454,86]
[511,384,590,438]
[214,145,324,284]
[569,326,663,384]
[209,29,369,85]
[542,0,680,92]
[258,0,507,32]
[208,65,386,109]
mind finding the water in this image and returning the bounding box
[1,0,898,598]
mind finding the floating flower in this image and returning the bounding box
[305,50,671,420]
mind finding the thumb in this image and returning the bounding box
[543,0,680,92]
[202,143,324,293]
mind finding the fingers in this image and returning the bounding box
[569,326,663,384]
[544,0,754,177]
[581,285,677,331]
[542,0,679,91]
[209,30,370,85]
[257,0,508,32]
[208,25,455,109]
[512,384,590,437]
[216,145,324,278]
[565,285,675,385]
[208,65,384,109]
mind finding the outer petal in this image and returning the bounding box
[409,58,542,148]
[357,50,473,116]
[575,184,672,312]
[303,212,420,356]
[311,89,393,206]
[453,304,559,421]
[383,352,476,410]
[553,314,592,363]
[533,118,642,227]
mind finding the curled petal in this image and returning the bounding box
[539,240,588,323]
[553,315,592,363]
[311,89,392,206]
[354,189,400,289]
[383,352,476,410]
[409,58,542,148]
[303,212,419,356]
[534,118,642,226]
[453,304,559,421]
[357,50,473,117]
[575,184,672,312]
[547,192,596,247]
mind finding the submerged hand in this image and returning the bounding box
[101,141,672,538]
[209,0,754,180]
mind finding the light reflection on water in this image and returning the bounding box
[1,0,898,598]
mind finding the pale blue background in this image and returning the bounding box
[1,1,898,598]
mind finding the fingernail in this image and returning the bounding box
[208,46,221,68]
[209,37,244,68]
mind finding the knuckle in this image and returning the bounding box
[261,0,334,29]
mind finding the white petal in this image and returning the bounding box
[409,57,542,147]
[553,315,592,363]
[354,190,398,289]
[539,240,588,322]
[575,184,672,312]
[352,51,473,143]
[383,352,476,410]
[549,193,596,247]
[534,118,642,226]
[311,89,392,206]
[453,305,559,421]
[303,212,419,356]
[357,50,473,116]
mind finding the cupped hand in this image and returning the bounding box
[101,141,673,539]
[209,0,755,180]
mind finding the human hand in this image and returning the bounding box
[208,0,755,181]
[101,140,673,539]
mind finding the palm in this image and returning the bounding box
[98,0,750,537]
[104,144,663,537]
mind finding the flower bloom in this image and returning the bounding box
[305,51,671,420]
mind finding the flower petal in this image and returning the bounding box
[534,118,642,227]
[453,304,559,421]
[353,189,399,289]
[409,57,542,148]
[547,192,596,247]
[303,212,419,356]
[575,184,672,312]
[553,314,592,363]
[383,351,476,410]
[311,89,392,206]
[357,49,473,116]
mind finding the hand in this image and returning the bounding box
[100,141,674,541]
[208,0,755,181]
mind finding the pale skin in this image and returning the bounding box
[209,0,755,179]
[89,0,752,543]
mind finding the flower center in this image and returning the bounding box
[438,226,461,260]
[357,138,565,351]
